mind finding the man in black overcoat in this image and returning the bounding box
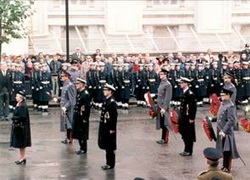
[98,83,118,170]
[179,77,197,156]
[73,78,91,154]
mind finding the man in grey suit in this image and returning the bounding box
[0,62,11,121]
[156,68,172,144]
[54,70,76,144]
[71,47,84,62]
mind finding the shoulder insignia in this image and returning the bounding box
[197,170,208,176]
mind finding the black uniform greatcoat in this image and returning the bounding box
[147,70,159,94]
[179,88,197,142]
[98,96,118,150]
[173,70,184,100]
[11,71,25,102]
[234,68,244,102]
[110,69,120,100]
[95,70,109,103]
[204,67,212,97]
[39,71,52,102]
[72,89,91,140]
[196,69,207,97]
[242,68,250,97]
[30,70,40,102]
[120,70,132,101]
[134,70,147,101]
[10,101,31,148]
[211,68,221,96]
[86,69,96,99]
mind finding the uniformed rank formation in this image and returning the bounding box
[1,49,250,117]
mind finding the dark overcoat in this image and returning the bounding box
[39,71,52,102]
[242,68,250,97]
[10,101,31,148]
[196,70,207,97]
[120,71,132,100]
[11,71,25,101]
[72,89,91,140]
[179,88,197,142]
[30,70,40,102]
[146,70,159,94]
[98,96,118,150]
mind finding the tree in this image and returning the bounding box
[0,0,33,60]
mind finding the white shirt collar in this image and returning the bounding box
[183,87,189,93]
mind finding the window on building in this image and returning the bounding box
[151,0,178,5]
[234,0,250,6]
[58,0,87,5]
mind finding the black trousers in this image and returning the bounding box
[184,139,194,154]
[222,138,232,170]
[66,129,72,140]
[79,139,87,152]
[223,151,232,170]
[160,116,169,141]
[106,149,115,168]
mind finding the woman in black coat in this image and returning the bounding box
[10,91,31,165]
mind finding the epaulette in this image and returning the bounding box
[197,170,208,176]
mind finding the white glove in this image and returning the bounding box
[89,86,92,88]
[61,107,67,116]
[160,109,165,116]
[31,86,34,90]
[219,131,225,137]
[53,97,58,103]
[40,87,43,89]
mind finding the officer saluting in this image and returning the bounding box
[196,147,232,180]
[98,84,118,170]
[216,88,240,173]
[72,78,91,154]
[179,77,197,156]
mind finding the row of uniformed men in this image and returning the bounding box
[165,60,250,106]
[3,59,250,112]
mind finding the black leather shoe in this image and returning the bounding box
[101,164,114,170]
[15,159,26,165]
[156,139,167,144]
[61,139,68,144]
[221,167,230,173]
[179,152,192,156]
[75,150,86,155]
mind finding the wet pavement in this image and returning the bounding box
[0,105,250,180]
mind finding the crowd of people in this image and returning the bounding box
[1,45,250,118]
[1,45,249,178]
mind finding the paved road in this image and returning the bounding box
[0,106,249,180]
